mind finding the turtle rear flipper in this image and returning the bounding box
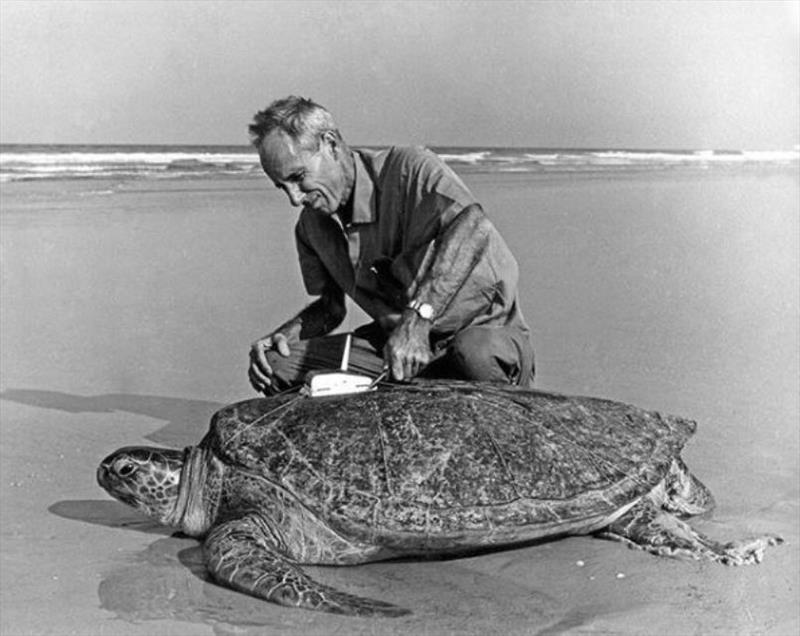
[204,514,410,617]
[599,497,782,565]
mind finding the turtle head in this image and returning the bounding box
[97,446,187,525]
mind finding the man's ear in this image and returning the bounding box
[322,130,339,157]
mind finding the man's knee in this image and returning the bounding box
[447,327,533,385]
[449,328,498,375]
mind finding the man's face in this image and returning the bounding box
[258,130,347,215]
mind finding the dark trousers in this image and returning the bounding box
[265,323,534,393]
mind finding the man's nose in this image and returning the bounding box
[285,183,305,207]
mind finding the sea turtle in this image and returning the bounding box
[97,381,781,617]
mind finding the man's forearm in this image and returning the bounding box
[383,205,490,378]
[275,289,346,340]
[409,204,491,320]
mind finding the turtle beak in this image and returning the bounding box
[96,451,131,493]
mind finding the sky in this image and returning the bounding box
[0,0,798,149]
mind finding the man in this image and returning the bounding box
[247,96,534,394]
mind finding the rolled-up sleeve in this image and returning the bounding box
[387,150,521,334]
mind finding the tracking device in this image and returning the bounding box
[303,334,378,397]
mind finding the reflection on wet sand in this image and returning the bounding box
[49,495,560,632]
[95,534,560,634]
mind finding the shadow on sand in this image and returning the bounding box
[49,499,175,535]
[0,388,223,446]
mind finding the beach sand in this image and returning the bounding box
[1,168,797,635]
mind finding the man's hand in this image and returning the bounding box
[248,332,291,394]
[383,311,433,381]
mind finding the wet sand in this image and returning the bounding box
[1,169,798,635]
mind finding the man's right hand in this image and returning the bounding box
[248,332,291,394]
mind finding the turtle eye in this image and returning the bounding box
[114,459,137,477]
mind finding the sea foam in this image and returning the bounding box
[1,145,797,183]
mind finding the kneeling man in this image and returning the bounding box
[247,96,534,394]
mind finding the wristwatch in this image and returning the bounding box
[407,299,434,320]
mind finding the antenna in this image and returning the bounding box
[340,333,352,371]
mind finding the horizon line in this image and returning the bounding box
[2,142,799,153]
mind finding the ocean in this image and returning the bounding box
[1,143,798,183]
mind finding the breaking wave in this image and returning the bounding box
[1,144,797,183]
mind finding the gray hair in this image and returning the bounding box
[249,96,342,150]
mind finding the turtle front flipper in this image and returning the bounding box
[599,497,783,565]
[203,513,410,617]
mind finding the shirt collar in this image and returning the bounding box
[349,149,377,225]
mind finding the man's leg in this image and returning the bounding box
[422,325,535,386]
[264,332,385,394]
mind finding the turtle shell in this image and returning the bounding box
[202,381,695,541]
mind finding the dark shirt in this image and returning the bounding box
[294,146,529,339]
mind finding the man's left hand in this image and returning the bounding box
[383,311,433,380]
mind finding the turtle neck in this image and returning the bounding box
[165,445,218,537]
